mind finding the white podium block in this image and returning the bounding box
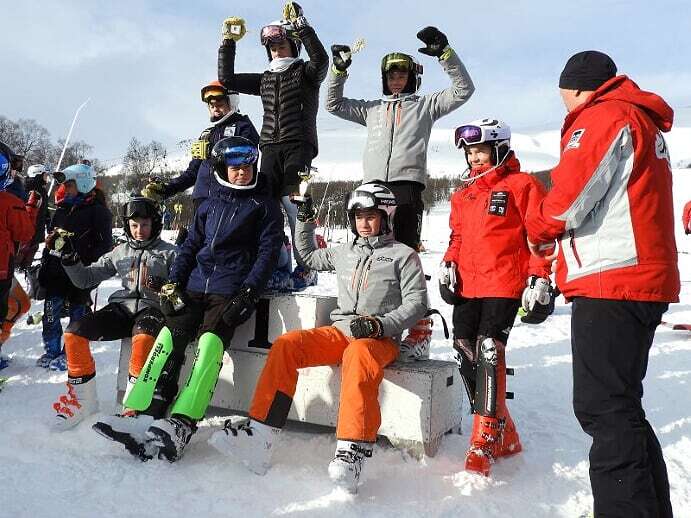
[116,294,463,457]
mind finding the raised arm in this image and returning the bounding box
[218,17,262,95]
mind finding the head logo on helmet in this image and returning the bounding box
[454,118,512,167]
[345,183,397,236]
[53,163,97,194]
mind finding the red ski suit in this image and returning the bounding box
[0,191,36,280]
[443,153,551,298]
[526,76,679,302]
[683,200,691,234]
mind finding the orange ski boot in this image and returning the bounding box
[497,410,522,458]
[464,413,500,476]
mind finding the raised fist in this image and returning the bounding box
[222,17,246,41]
[417,26,449,58]
[331,44,352,72]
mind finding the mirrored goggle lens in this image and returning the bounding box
[260,25,287,45]
[0,155,10,176]
[223,145,258,166]
[203,90,226,103]
[346,192,377,212]
[125,199,154,219]
[381,53,413,72]
[455,125,483,148]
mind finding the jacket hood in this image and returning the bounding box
[564,75,674,133]
[354,231,395,249]
[469,151,521,190]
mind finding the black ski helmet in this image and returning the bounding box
[260,20,301,60]
[122,195,163,246]
[381,52,423,96]
[210,136,260,190]
[345,183,397,236]
[0,141,13,190]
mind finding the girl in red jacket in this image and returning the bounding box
[441,119,552,476]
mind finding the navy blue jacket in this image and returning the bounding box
[165,113,259,201]
[39,191,113,296]
[170,173,283,297]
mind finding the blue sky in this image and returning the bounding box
[3,0,690,163]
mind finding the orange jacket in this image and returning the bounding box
[683,200,691,234]
[526,76,679,302]
[443,153,551,299]
[0,191,37,280]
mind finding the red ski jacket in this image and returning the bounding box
[443,153,551,299]
[0,191,37,280]
[526,76,680,302]
[683,200,691,235]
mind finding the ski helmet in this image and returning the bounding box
[454,118,512,167]
[210,136,260,190]
[53,163,97,194]
[0,141,12,190]
[200,81,239,114]
[381,52,423,95]
[345,183,397,236]
[27,164,49,178]
[122,195,163,245]
[260,20,301,60]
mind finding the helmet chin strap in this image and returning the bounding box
[460,148,510,184]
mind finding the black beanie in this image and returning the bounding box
[559,50,617,91]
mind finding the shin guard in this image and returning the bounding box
[473,337,506,417]
[125,327,174,411]
[170,332,224,420]
[453,337,478,408]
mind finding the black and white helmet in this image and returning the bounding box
[454,118,512,167]
[122,195,163,246]
[345,183,397,235]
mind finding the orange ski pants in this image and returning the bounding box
[1,277,31,343]
[249,326,399,442]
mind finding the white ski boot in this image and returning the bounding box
[146,416,196,462]
[52,378,98,431]
[92,410,156,460]
[398,318,432,361]
[208,418,281,475]
[328,440,373,493]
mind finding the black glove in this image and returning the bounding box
[222,287,259,327]
[294,194,317,222]
[331,44,352,72]
[159,282,187,317]
[350,316,383,339]
[416,26,449,58]
[60,251,80,267]
[520,281,556,325]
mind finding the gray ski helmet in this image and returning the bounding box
[381,52,423,95]
[122,195,163,244]
[345,183,397,235]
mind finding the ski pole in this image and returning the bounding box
[48,98,91,196]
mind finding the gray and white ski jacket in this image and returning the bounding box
[295,220,428,342]
[325,49,474,185]
[64,237,177,314]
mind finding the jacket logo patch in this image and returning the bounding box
[223,125,237,137]
[376,256,393,262]
[488,191,508,217]
[565,129,585,150]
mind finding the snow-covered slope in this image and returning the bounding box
[1,170,689,516]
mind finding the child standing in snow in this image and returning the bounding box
[94,137,283,462]
[441,119,553,476]
[217,2,328,286]
[37,163,113,371]
[50,196,176,431]
[208,183,428,494]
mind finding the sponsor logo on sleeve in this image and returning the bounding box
[565,128,586,150]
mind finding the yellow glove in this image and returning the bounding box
[222,17,246,41]
[190,140,209,160]
[282,2,303,22]
[141,181,166,203]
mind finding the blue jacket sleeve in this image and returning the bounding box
[243,199,284,292]
[169,201,207,289]
[236,115,260,146]
[164,159,202,198]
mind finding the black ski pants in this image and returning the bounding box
[385,181,425,251]
[260,142,313,198]
[571,297,672,518]
[65,302,165,341]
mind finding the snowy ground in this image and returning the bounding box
[1,171,689,517]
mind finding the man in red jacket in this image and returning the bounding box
[526,51,678,517]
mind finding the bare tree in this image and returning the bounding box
[0,116,52,170]
[116,138,167,198]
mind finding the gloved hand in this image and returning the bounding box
[222,17,246,41]
[47,228,75,257]
[293,194,317,222]
[416,26,449,58]
[350,316,383,339]
[141,181,166,203]
[26,190,43,209]
[159,282,187,316]
[145,275,167,292]
[438,261,457,291]
[222,287,259,327]
[520,276,555,324]
[282,1,303,21]
[61,250,80,267]
[331,44,352,72]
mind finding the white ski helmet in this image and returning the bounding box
[260,20,301,60]
[454,118,512,166]
[27,164,49,178]
[345,183,397,235]
[53,163,96,194]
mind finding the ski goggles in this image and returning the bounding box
[0,153,10,177]
[381,52,422,75]
[202,89,227,103]
[260,25,289,46]
[454,124,487,148]
[125,198,156,219]
[220,144,259,167]
[345,191,395,212]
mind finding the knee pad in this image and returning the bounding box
[132,312,166,337]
